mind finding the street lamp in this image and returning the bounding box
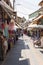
[13,0,21,10]
[13,0,15,10]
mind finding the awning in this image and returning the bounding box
[29,10,39,18]
[0,1,16,17]
[15,22,22,29]
[28,24,38,28]
[0,1,14,12]
[28,24,43,29]
[27,28,32,31]
[1,5,11,18]
[37,25,43,28]
[33,15,43,21]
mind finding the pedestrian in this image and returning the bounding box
[0,31,4,60]
[3,36,8,59]
[21,30,23,38]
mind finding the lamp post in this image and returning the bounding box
[13,0,15,10]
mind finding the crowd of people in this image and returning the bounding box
[0,28,19,61]
[0,31,8,60]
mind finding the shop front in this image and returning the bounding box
[0,0,17,60]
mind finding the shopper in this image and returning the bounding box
[21,30,23,38]
[3,36,8,58]
[0,31,4,60]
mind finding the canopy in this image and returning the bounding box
[33,15,43,21]
[27,28,32,31]
[28,24,37,28]
[37,25,43,28]
[0,1,14,12]
[28,24,43,29]
[0,1,16,18]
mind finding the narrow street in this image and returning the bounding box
[1,35,43,65]
[0,0,43,65]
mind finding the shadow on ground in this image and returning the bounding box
[1,39,30,65]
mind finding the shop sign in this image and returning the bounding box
[29,11,39,18]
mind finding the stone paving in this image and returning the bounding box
[0,35,43,65]
[1,37,30,65]
[23,35,43,65]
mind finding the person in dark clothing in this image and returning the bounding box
[0,31,4,60]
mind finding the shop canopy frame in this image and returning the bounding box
[0,1,16,18]
[0,1,22,29]
[28,24,43,29]
[0,0,14,12]
[33,15,43,21]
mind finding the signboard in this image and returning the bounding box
[29,11,39,18]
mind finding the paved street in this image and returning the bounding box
[23,35,43,65]
[0,0,43,65]
[1,35,43,65]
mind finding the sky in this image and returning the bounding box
[10,0,41,20]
